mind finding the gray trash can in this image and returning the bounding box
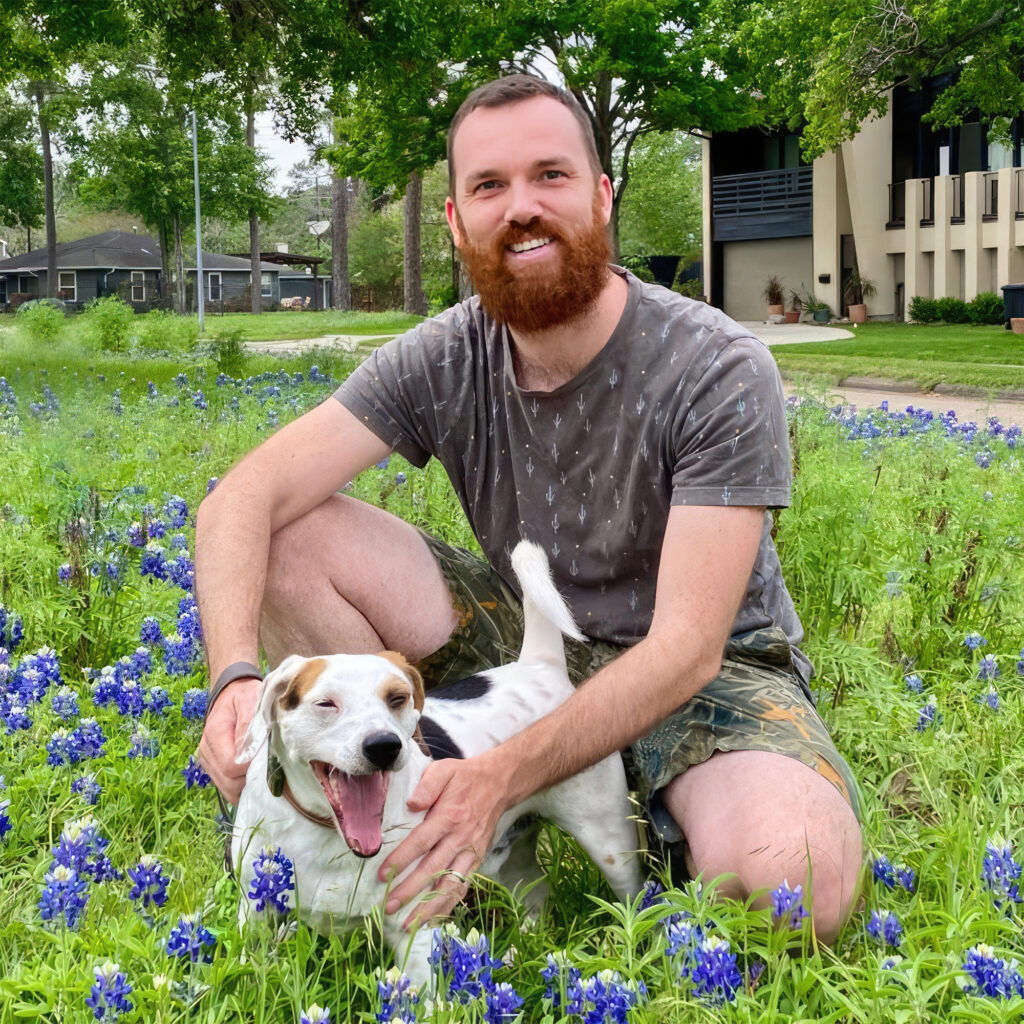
[1000,283,1024,328]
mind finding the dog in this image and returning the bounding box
[231,541,641,983]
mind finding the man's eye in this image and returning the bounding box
[475,180,499,192]
[542,170,565,180]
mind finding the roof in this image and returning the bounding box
[0,229,280,274]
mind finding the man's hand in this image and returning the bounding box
[379,753,510,930]
[196,678,261,805]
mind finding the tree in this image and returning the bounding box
[0,93,44,231]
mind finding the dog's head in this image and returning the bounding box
[236,651,425,858]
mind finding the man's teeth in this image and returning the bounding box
[509,237,552,253]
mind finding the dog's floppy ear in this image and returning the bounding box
[378,650,425,712]
[234,654,309,765]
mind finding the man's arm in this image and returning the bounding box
[379,503,766,924]
[195,398,391,801]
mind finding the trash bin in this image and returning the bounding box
[1000,283,1024,328]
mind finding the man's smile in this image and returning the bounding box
[508,237,553,255]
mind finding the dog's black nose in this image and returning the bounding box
[362,731,402,770]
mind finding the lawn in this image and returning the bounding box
[771,322,1024,393]
[196,309,423,342]
[2,331,1023,1023]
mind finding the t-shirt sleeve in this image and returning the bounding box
[668,334,791,508]
[332,326,444,469]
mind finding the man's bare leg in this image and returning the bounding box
[661,749,863,944]
[259,494,459,668]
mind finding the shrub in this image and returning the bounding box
[968,291,1005,325]
[133,309,200,353]
[209,325,247,377]
[81,296,136,351]
[673,277,704,299]
[936,296,970,324]
[16,298,66,343]
[908,296,939,323]
[763,274,785,305]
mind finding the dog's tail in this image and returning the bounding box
[511,540,586,666]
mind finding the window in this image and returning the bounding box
[131,271,145,302]
[58,270,77,302]
[208,272,222,302]
[261,271,273,298]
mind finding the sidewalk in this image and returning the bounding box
[244,332,396,355]
[740,321,855,345]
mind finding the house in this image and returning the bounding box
[702,77,1024,321]
[279,270,332,308]
[0,229,281,312]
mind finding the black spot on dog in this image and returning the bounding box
[429,673,491,701]
[418,716,464,760]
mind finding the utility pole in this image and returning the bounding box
[191,109,205,332]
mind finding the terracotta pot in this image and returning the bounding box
[1011,317,1024,335]
[848,303,867,323]
[784,310,800,323]
[767,304,784,317]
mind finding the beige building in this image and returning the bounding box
[703,81,1024,321]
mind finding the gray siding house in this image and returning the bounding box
[0,230,281,311]
[279,272,332,308]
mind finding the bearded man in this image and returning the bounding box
[195,75,863,942]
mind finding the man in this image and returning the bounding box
[196,75,862,942]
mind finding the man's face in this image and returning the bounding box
[446,95,613,334]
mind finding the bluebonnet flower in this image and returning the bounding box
[2,698,31,733]
[139,617,163,646]
[975,451,992,469]
[38,864,89,928]
[978,689,1000,711]
[247,846,295,913]
[984,490,994,501]
[90,667,120,707]
[978,655,1000,680]
[181,688,208,720]
[981,840,1022,910]
[486,982,524,1023]
[866,909,903,948]
[192,391,207,410]
[639,879,665,910]
[166,553,195,590]
[147,381,158,399]
[128,726,158,759]
[430,926,502,1001]
[166,912,217,963]
[880,955,904,971]
[564,969,644,1022]
[147,686,172,715]
[375,455,391,470]
[146,519,167,540]
[52,817,119,882]
[0,796,10,841]
[964,632,987,651]
[302,1005,332,1024]
[140,542,167,580]
[1018,647,1024,676]
[770,880,808,928]
[105,560,121,582]
[872,855,916,892]
[130,646,153,677]
[71,774,101,805]
[127,855,171,908]
[72,718,106,760]
[85,960,133,1022]
[679,937,741,1007]
[394,472,407,485]
[164,496,188,528]
[13,645,62,701]
[904,673,924,693]
[376,967,418,1024]
[58,562,74,584]
[47,728,76,766]
[915,701,940,732]
[162,632,198,676]
[206,476,219,493]
[961,944,1024,999]
[664,911,705,958]
[127,522,145,548]
[174,372,188,388]
[182,755,211,789]
[541,952,582,1008]
[0,604,24,652]
[115,680,147,717]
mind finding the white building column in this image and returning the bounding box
[812,151,840,314]
[963,171,984,299]
[932,177,956,298]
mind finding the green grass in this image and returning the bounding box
[197,309,422,342]
[771,322,1024,392]
[2,339,1024,1022]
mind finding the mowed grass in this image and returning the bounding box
[0,335,1023,1022]
[771,322,1024,392]
[196,309,422,342]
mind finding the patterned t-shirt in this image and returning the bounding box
[335,269,810,681]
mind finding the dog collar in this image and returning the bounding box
[280,779,336,830]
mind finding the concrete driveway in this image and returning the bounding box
[740,321,854,345]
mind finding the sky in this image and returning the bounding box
[254,109,319,192]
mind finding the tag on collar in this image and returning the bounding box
[267,750,285,797]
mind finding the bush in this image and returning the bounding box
[908,296,939,323]
[133,309,201,353]
[673,277,704,299]
[968,291,1005,325]
[936,296,970,324]
[81,296,136,351]
[209,325,247,377]
[16,298,66,343]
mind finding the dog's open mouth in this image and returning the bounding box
[310,760,390,858]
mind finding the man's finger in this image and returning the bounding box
[385,835,463,913]
[402,850,477,931]
[406,759,456,813]
[380,813,450,882]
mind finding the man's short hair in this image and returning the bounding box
[447,74,602,196]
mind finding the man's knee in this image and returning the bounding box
[662,750,863,945]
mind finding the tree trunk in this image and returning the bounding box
[158,221,172,306]
[34,85,57,299]
[330,170,351,311]
[173,213,187,315]
[246,100,262,313]
[403,171,428,315]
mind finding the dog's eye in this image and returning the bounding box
[387,694,407,710]
[313,699,337,710]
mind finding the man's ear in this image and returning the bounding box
[378,650,425,712]
[234,654,309,764]
[445,196,464,248]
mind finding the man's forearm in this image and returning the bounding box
[492,628,723,808]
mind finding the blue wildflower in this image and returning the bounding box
[85,960,133,1021]
[38,864,90,928]
[964,632,987,651]
[375,455,391,470]
[981,840,1023,910]
[47,728,75,766]
[127,522,145,548]
[1017,647,1024,676]
[978,689,1000,711]
[114,680,146,717]
[866,909,903,948]
[0,605,24,652]
[904,673,924,693]
[192,391,207,410]
[247,846,295,913]
[72,718,107,759]
[181,688,208,720]
[430,926,502,1001]
[130,646,153,677]
[2,696,32,733]
[58,563,74,584]
[302,1005,332,1024]
[164,496,188,528]
[182,755,211,789]
[140,542,167,580]
[161,632,198,675]
[978,655,1000,681]
[147,518,167,540]
[770,880,808,928]
[541,952,582,1008]
[127,726,158,759]
[206,476,219,493]
[961,944,1024,999]
[376,967,418,1024]
[915,701,940,732]
[91,668,121,707]
[872,855,916,893]
[139,617,163,646]
[127,855,170,908]
[0,797,10,841]
[166,553,194,590]
[165,912,217,963]
[52,816,119,881]
[486,982,524,1023]
[639,880,665,910]
[394,472,407,485]
[71,774,101,805]
[680,937,741,1007]
[147,687,172,715]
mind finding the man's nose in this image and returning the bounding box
[503,180,544,226]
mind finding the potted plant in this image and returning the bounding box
[763,274,785,317]
[804,295,831,323]
[843,268,877,323]
[785,288,802,324]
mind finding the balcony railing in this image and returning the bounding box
[920,177,934,224]
[887,180,906,226]
[711,166,813,241]
[983,172,999,219]
[951,174,965,222]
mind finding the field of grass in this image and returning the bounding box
[772,322,1024,393]
[1,334,1023,1023]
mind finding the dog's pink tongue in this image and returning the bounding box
[323,769,388,857]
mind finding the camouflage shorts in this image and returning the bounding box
[415,534,861,858]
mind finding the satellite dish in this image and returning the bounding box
[307,220,330,238]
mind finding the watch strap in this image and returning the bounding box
[205,660,263,724]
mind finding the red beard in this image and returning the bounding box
[455,193,611,334]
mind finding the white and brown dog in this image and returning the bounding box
[231,541,641,982]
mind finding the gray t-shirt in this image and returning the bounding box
[335,269,810,681]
